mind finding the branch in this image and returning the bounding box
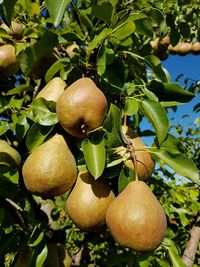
[182,216,200,267]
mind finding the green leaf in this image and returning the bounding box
[7,84,33,95]
[134,17,153,38]
[152,150,199,183]
[0,121,10,136]
[25,98,58,126]
[92,1,114,24]
[147,80,195,103]
[155,134,185,154]
[35,244,48,267]
[45,58,71,82]
[111,20,136,40]
[167,246,187,267]
[45,0,71,27]
[118,166,134,193]
[16,115,30,140]
[81,130,106,179]
[0,0,18,25]
[87,28,112,50]
[20,31,58,76]
[28,227,44,247]
[141,99,169,144]
[0,166,18,198]
[26,123,53,152]
[103,104,124,148]
[97,46,115,76]
[124,99,139,115]
[144,55,169,82]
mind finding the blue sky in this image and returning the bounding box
[141,54,199,144]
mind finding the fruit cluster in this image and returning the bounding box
[19,77,167,253]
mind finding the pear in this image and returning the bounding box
[0,44,20,76]
[0,139,21,167]
[0,21,23,39]
[66,172,115,231]
[56,77,108,138]
[35,77,66,102]
[22,134,77,198]
[116,126,154,181]
[106,181,167,252]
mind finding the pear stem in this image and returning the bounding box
[127,142,139,181]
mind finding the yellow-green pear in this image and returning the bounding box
[0,139,21,167]
[0,44,20,76]
[66,172,115,231]
[22,134,77,198]
[35,77,66,102]
[56,77,108,138]
[106,181,167,252]
[0,21,23,39]
[116,126,154,181]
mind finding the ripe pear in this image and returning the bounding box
[116,126,154,181]
[176,42,192,55]
[0,21,23,39]
[106,181,167,252]
[0,44,20,76]
[0,139,21,167]
[35,77,66,102]
[66,172,115,231]
[22,134,77,198]
[191,42,200,54]
[56,77,108,138]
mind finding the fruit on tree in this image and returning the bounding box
[56,77,108,138]
[116,126,154,181]
[22,134,77,198]
[176,42,192,55]
[106,181,167,252]
[0,139,21,167]
[191,42,200,54]
[66,172,115,231]
[35,77,67,102]
[0,21,23,39]
[66,43,79,59]
[0,44,20,76]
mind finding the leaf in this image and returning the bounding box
[0,120,9,136]
[28,227,44,247]
[87,28,112,50]
[193,102,200,113]
[45,0,71,27]
[92,1,114,24]
[141,99,169,144]
[7,84,33,95]
[26,123,53,152]
[81,130,106,179]
[20,31,58,76]
[155,134,185,154]
[16,115,30,140]
[111,20,136,40]
[147,80,195,103]
[134,17,153,38]
[0,0,18,25]
[45,58,70,82]
[124,99,139,115]
[25,98,58,126]
[97,46,115,76]
[103,104,124,148]
[167,246,187,267]
[118,166,134,193]
[152,150,199,183]
[35,244,48,267]
[144,55,169,82]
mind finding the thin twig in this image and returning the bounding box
[182,216,200,267]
